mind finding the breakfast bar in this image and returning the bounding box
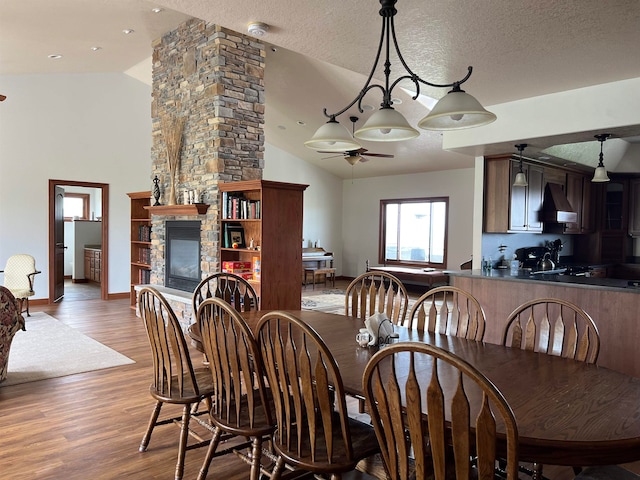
[448,269,640,378]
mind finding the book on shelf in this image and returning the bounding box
[138,224,151,242]
[139,248,151,264]
[222,192,261,220]
[138,269,151,284]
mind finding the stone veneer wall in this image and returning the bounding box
[148,19,265,323]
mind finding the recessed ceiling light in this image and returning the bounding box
[48,54,63,60]
[90,46,102,51]
[361,104,374,111]
[391,98,402,105]
[278,125,286,130]
[297,121,306,126]
[122,29,135,35]
[151,7,163,13]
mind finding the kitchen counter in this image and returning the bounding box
[447,269,640,293]
[448,269,640,379]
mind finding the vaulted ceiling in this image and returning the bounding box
[2,0,640,178]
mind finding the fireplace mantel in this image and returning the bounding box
[144,203,209,216]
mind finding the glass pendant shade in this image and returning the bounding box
[513,171,528,187]
[304,119,361,152]
[592,165,610,182]
[418,90,497,130]
[354,107,419,142]
[345,155,361,165]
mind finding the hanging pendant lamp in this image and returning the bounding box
[592,134,611,183]
[304,0,495,149]
[513,144,528,187]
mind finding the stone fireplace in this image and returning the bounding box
[144,19,266,325]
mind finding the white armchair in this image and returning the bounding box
[0,254,41,317]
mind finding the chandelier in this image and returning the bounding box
[305,0,496,152]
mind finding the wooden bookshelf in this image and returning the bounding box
[219,180,308,310]
[127,191,151,310]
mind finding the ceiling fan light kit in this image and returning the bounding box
[305,0,496,149]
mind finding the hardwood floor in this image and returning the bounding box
[2,293,638,479]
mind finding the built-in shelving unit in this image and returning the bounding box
[128,191,151,310]
[144,203,209,216]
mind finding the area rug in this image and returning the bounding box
[302,290,417,315]
[2,312,135,387]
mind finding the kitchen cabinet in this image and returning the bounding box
[483,156,543,233]
[563,172,593,234]
[509,161,543,232]
[84,248,101,283]
[628,178,640,236]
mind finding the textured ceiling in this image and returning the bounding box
[2,0,640,178]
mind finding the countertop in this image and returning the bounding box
[446,268,640,293]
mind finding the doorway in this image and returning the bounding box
[48,180,109,302]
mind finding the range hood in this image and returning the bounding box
[542,183,578,223]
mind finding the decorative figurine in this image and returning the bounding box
[152,176,161,206]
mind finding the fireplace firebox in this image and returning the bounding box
[165,220,201,292]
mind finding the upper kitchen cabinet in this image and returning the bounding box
[628,178,640,237]
[484,156,543,233]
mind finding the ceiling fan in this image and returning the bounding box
[317,116,394,165]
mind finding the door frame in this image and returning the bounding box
[48,180,110,302]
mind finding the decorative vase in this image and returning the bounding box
[152,176,161,206]
[168,177,177,206]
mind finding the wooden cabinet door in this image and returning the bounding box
[629,178,640,237]
[510,162,543,232]
[483,158,510,233]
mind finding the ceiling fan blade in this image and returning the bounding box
[362,153,394,158]
[322,154,343,160]
[0,94,6,102]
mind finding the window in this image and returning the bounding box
[379,197,448,267]
[64,193,90,221]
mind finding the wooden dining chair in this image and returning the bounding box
[345,271,409,325]
[363,341,519,480]
[501,298,600,364]
[501,297,600,479]
[137,286,214,480]
[257,311,380,479]
[195,297,275,480]
[189,272,259,353]
[407,286,486,341]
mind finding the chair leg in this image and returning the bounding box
[270,457,286,480]
[250,436,263,480]
[196,426,223,480]
[174,403,193,480]
[139,401,163,452]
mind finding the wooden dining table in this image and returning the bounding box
[192,308,640,468]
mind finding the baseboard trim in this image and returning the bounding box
[108,292,129,300]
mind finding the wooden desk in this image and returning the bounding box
[368,265,448,289]
[233,310,640,468]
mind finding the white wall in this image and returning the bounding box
[263,144,344,273]
[341,168,476,278]
[0,73,153,299]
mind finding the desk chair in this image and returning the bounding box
[408,286,486,341]
[363,341,519,480]
[257,311,380,479]
[0,254,40,317]
[195,297,275,480]
[501,298,600,480]
[138,287,214,480]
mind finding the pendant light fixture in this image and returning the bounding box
[592,133,611,183]
[304,0,496,150]
[513,144,528,187]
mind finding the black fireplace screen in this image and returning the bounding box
[165,220,201,292]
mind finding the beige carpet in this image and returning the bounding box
[2,312,135,387]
